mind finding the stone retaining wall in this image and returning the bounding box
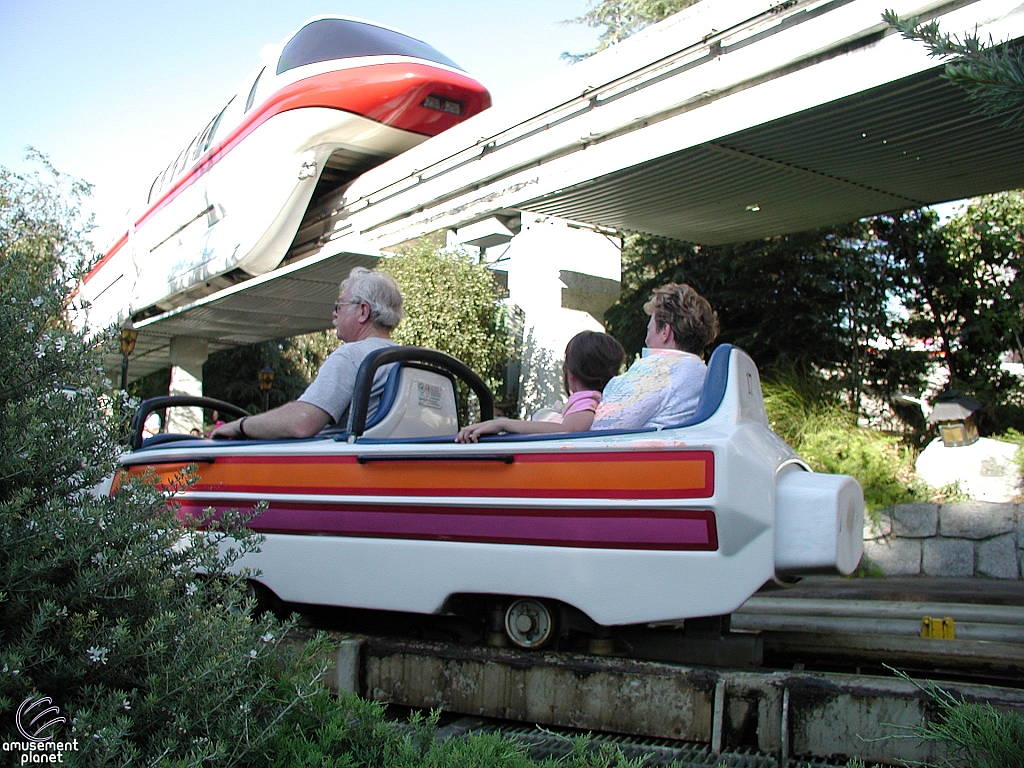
[863,501,1023,578]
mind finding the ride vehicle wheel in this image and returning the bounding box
[246,580,283,618]
[503,598,557,649]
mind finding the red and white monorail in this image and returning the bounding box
[82,16,489,328]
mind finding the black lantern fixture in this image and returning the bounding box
[258,364,275,412]
[119,319,138,391]
[927,388,981,447]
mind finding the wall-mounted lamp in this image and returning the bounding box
[258,364,275,412]
[119,319,138,391]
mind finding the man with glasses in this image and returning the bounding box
[213,267,402,440]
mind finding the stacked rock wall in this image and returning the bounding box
[863,502,1022,578]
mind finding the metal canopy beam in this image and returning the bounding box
[119,249,377,381]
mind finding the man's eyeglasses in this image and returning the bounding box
[333,299,363,313]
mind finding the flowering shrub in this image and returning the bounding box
[0,158,334,766]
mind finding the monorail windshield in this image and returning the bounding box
[276,18,463,75]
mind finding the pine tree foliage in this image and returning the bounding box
[893,670,1024,768]
[562,0,702,60]
[884,9,1024,127]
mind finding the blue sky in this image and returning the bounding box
[0,0,600,250]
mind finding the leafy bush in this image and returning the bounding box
[382,241,511,398]
[265,693,657,768]
[762,375,931,511]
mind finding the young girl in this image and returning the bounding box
[456,331,625,442]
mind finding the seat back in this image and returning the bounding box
[686,343,733,425]
[663,343,767,430]
[361,363,459,439]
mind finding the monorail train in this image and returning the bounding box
[117,344,865,650]
[81,17,490,329]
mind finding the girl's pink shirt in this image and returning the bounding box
[561,389,602,418]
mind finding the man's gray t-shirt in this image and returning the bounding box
[297,337,397,428]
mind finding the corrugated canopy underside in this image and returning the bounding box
[521,68,1024,244]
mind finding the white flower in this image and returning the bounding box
[185,583,198,596]
[86,646,109,664]
[31,297,44,307]
[248,649,258,659]
[121,699,131,711]
[260,632,274,643]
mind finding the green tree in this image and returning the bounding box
[874,193,1024,433]
[884,9,1024,127]
[381,241,511,399]
[564,0,703,59]
[202,332,339,414]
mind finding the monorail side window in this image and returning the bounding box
[183,135,200,168]
[147,174,161,204]
[276,18,463,75]
[245,68,264,112]
[199,104,229,155]
[170,149,187,180]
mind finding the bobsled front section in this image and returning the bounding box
[774,466,864,577]
[710,347,865,578]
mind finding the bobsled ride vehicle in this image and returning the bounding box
[119,344,864,650]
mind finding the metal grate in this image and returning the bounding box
[435,718,855,767]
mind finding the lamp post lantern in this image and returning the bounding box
[927,388,981,447]
[119,319,138,391]
[258,364,275,412]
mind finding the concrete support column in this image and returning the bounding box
[500,213,621,417]
[168,336,209,434]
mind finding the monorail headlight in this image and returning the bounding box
[422,95,461,115]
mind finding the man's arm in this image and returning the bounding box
[212,401,332,440]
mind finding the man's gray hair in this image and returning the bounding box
[340,267,404,330]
